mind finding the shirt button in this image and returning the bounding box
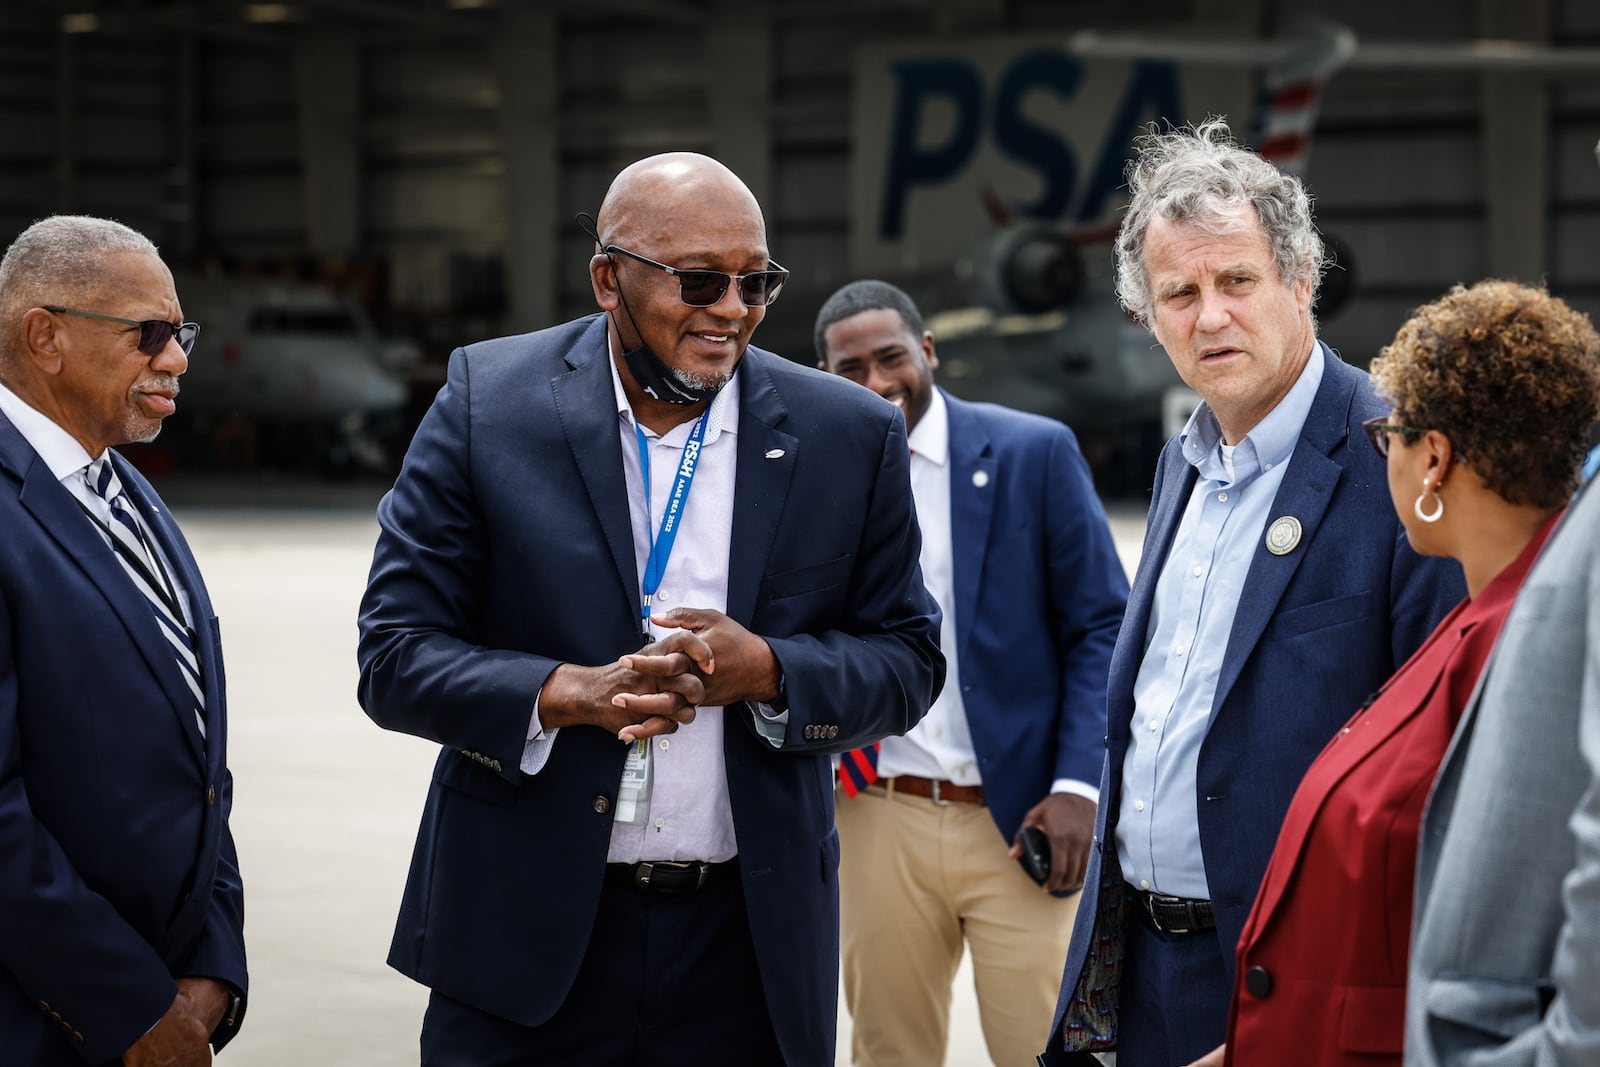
[1217,491,1228,502]
[1264,461,1274,471]
[653,817,665,829]
[1193,565,1203,577]
[1134,799,1146,811]
[658,739,670,751]
[657,589,668,602]
[1174,644,1186,656]
[1140,879,1151,889]
[1148,719,1160,731]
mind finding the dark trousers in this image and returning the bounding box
[1116,903,1232,1066]
[420,872,783,1066]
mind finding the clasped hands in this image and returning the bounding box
[123,977,229,1066]
[539,608,781,742]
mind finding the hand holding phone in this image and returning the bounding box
[1016,825,1051,886]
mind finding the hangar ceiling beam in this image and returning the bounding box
[496,5,559,332]
[54,29,79,214]
[295,35,362,256]
[1478,0,1549,284]
[708,0,772,211]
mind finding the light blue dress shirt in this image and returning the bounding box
[1116,344,1325,899]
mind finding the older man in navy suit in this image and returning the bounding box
[358,154,943,1066]
[1039,121,1462,1066]
[0,216,246,1067]
[817,279,1128,1066]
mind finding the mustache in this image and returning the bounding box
[134,376,181,394]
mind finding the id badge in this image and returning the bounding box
[614,739,652,824]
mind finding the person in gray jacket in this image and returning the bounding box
[1407,437,1600,1063]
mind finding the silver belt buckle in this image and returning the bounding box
[930,780,950,806]
[1146,892,1206,934]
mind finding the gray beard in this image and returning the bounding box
[672,365,732,393]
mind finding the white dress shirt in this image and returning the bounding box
[520,350,755,864]
[0,381,193,628]
[880,389,1095,801]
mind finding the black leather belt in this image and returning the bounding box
[1135,890,1215,934]
[605,860,736,896]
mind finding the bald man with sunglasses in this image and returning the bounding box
[0,216,245,1067]
[357,152,943,1065]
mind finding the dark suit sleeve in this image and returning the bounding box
[176,769,248,1049]
[357,349,556,779]
[0,594,179,1064]
[1043,427,1129,786]
[763,413,945,753]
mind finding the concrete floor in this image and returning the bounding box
[177,503,1146,1067]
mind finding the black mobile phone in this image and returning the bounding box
[1017,826,1051,886]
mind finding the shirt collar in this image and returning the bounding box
[906,387,948,466]
[607,333,739,443]
[0,379,102,481]
[1180,341,1325,485]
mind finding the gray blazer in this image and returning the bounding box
[1407,479,1600,1065]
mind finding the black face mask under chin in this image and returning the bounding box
[615,327,723,406]
[608,277,733,406]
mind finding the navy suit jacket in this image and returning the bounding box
[0,413,246,1066]
[1040,347,1464,1063]
[357,314,944,1066]
[938,390,1127,843]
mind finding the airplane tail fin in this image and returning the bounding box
[1249,21,1357,176]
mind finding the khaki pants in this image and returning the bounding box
[837,781,1080,1067]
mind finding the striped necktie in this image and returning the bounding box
[839,744,879,797]
[83,457,206,736]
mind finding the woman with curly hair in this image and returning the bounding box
[1185,279,1600,1067]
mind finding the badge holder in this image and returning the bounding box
[615,739,653,825]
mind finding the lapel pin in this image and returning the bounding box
[1265,515,1302,556]
[764,448,785,460]
[972,470,990,488]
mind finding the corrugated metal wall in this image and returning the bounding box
[1,0,1597,384]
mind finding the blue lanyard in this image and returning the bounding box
[634,410,709,640]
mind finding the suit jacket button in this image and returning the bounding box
[73,1030,84,1043]
[1244,965,1272,998]
[208,785,216,805]
[593,796,609,814]
[827,725,839,739]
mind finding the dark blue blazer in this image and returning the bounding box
[1040,347,1464,1063]
[357,314,944,1066]
[0,413,246,1066]
[938,390,1127,843]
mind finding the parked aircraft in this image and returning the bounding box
[899,22,1355,477]
[858,20,1600,483]
[167,274,412,472]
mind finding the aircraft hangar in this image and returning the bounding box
[5,5,1600,1063]
[2,0,1599,476]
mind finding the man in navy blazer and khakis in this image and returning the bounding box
[1040,121,1462,1066]
[818,280,1128,1066]
[0,216,246,1067]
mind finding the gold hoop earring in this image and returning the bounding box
[1414,480,1443,524]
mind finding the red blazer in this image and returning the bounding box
[1225,516,1558,1066]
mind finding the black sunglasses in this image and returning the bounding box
[603,243,788,308]
[1362,416,1428,458]
[44,306,199,357]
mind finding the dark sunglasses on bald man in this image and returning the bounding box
[43,306,199,357]
[603,243,789,308]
